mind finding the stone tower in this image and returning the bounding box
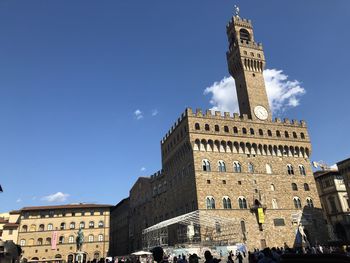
[226,14,271,121]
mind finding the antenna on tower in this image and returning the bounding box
[234,5,240,17]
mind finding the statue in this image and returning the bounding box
[76,227,84,251]
[234,5,240,17]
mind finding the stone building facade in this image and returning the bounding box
[314,169,350,242]
[17,204,111,263]
[111,11,328,254]
[109,198,130,256]
[337,158,350,206]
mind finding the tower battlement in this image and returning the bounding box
[227,16,253,29]
[161,107,307,144]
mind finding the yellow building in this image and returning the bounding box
[0,211,20,244]
[17,204,111,263]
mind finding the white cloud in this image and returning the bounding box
[329,164,338,170]
[140,167,146,172]
[134,109,143,120]
[151,109,158,116]
[16,198,22,203]
[41,192,69,203]
[204,69,305,115]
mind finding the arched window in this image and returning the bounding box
[276,130,281,137]
[37,238,43,245]
[215,125,220,132]
[259,129,263,136]
[224,126,229,133]
[270,184,275,191]
[20,239,26,246]
[60,222,65,230]
[299,165,306,175]
[306,198,314,208]
[30,224,36,232]
[240,29,250,41]
[70,222,75,229]
[301,132,305,139]
[79,222,85,229]
[233,127,238,134]
[287,164,294,175]
[293,197,302,209]
[266,164,272,174]
[272,199,278,209]
[68,236,74,244]
[195,123,200,130]
[285,131,289,138]
[293,132,297,138]
[206,196,215,209]
[242,128,247,134]
[291,183,298,191]
[88,235,94,242]
[202,159,211,172]
[59,236,64,244]
[233,161,242,173]
[268,130,272,136]
[46,238,51,245]
[304,183,310,191]
[98,234,103,241]
[205,124,210,131]
[38,224,44,231]
[223,197,232,209]
[248,163,254,173]
[218,160,226,172]
[89,221,94,228]
[28,238,34,246]
[98,221,104,228]
[22,225,28,232]
[238,197,248,209]
[250,128,255,135]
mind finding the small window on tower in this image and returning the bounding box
[244,51,247,55]
[242,128,247,134]
[257,54,261,58]
[215,125,220,132]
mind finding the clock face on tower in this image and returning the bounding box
[254,106,268,120]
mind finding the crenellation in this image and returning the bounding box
[224,112,230,118]
[275,117,281,123]
[241,114,249,120]
[284,118,290,124]
[215,111,221,117]
[195,108,203,116]
[186,107,193,115]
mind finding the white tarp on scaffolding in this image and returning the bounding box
[142,210,242,248]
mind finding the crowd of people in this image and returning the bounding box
[146,245,350,263]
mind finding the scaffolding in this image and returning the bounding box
[142,210,242,249]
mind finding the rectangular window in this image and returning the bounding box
[9,229,13,235]
[273,218,285,226]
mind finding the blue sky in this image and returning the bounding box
[1,1,350,211]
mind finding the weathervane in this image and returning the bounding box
[234,5,240,17]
